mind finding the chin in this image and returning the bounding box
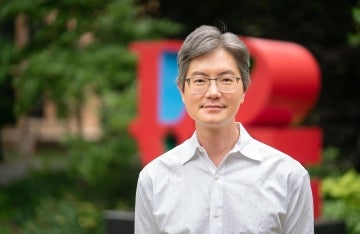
[198,118,230,127]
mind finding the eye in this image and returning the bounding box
[192,78,207,85]
[219,77,235,84]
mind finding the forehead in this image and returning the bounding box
[187,48,239,76]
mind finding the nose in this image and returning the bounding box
[206,80,221,96]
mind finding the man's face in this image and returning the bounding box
[180,48,245,128]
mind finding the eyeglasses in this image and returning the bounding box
[185,76,242,94]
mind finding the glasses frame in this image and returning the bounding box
[185,77,242,94]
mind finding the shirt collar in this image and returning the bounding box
[180,132,201,165]
[236,123,265,162]
[181,123,264,165]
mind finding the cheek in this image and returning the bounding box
[184,95,197,107]
[182,93,203,112]
[232,92,245,107]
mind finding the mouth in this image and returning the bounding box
[201,104,226,110]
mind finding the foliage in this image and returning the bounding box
[0,0,182,232]
[21,195,103,234]
[0,170,75,231]
[308,146,360,233]
[317,5,360,231]
[349,0,360,45]
[308,146,351,178]
[0,0,183,116]
[0,145,140,232]
[66,134,141,209]
[322,169,360,234]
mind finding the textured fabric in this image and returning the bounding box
[135,123,314,234]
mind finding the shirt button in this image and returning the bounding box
[214,175,219,180]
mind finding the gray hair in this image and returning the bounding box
[177,25,250,92]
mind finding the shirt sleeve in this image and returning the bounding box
[134,172,160,234]
[283,172,314,234]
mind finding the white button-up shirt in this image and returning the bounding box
[135,123,314,234]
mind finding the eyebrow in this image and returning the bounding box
[218,70,238,76]
[189,70,238,77]
[189,71,208,77]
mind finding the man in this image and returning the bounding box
[135,25,314,234]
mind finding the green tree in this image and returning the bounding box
[349,0,360,45]
[0,0,182,232]
[0,0,182,118]
[349,1,360,46]
[0,0,182,177]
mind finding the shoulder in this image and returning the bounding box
[242,130,309,182]
[245,138,312,205]
[260,137,307,169]
[239,124,304,171]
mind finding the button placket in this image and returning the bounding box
[209,173,223,234]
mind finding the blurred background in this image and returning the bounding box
[0,0,359,233]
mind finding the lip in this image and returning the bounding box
[201,104,225,109]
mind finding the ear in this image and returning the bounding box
[240,92,245,104]
[179,86,185,103]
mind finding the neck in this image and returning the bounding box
[196,122,239,166]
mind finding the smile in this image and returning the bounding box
[201,104,225,109]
